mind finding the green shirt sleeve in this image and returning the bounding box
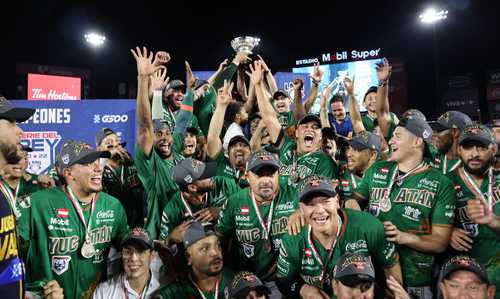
[209,176,240,209]
[213,64,238,91]
[353,163,375,199]
[159,199,182,240]
[431,177,456,225]
[276,233,302,278]
[316,155,339,180]
[194,86,216,137]
[215,192,237,243]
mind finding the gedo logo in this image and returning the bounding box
[94,114,128,124]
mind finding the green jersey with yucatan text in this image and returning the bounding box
[447,167,500,297]
[216,179,298,280]
[338,168,362,201]
[279,135,339,183]
[212,152,248,188]
[277,209,398,291]
[159,176,240,240]
[354,160,456,287]
[18,187,129,299]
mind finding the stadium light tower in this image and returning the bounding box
[419,7,448,114]
[84,32,106,47]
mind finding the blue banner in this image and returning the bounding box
[14,100,137,174]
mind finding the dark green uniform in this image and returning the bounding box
[362,112,398,141]
[153,268,234,299]
[101,163,145,227]
[277,111,296,128]
[0,175,44,219]
[447,167,500,297]
[134,144,183,239]
[194,86,217,137]
[162,103,204,138]
[430,151,462,175]
[160,176,240,240]
[354,160,456,287]
[277,209,398,291]
[212,152,248,188]
[18,187,129,299]
[338,167,362,201]
[216,179,298,280]
[279,135,339,184]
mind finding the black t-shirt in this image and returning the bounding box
[0,190,24,298]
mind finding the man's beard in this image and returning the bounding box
[0,142,22,164]
[464,155,493,175]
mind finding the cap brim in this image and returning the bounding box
[347,139,370,151]
[120,237,153,250]
[459,136,494,147]
[300,189,337,203]
[232,285,270,299]
[229,135,250,148]
[0,107,36,122]
[429,121,450,132]
[199,161,217,180]
[443,265,489,285]
[74,150,111,165]
[249,161,280,174]
[337,275,375,288]
[298,115,322,127]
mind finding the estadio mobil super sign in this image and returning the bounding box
[15,100,136,174]
[27,73,81,100]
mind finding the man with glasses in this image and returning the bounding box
[93,227,160,299]
[96,128,145,227]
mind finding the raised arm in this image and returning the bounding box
[131,47,168,156]
[375,58,393,137]
[248,61,282,144]
[346,77,366,134]
[211,53,249,91]
[319,84,332,129]
[206,80,234,159]
[258,55,278,95]
[304,63,323,113]
[250,119,266,152]
[292,78,306,122]
[173,61,196,134]
[151,68,169,120]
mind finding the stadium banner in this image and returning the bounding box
[13,100,136,175]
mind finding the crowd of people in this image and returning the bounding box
[0,46,498,299]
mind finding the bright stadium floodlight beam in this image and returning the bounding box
[85,32,106,47]
[419,8,448,24]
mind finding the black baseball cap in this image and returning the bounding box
[183,221,216,249]
[299,176,337,203]
[298,114,321,128]
[171,158,217,189]
[58,140,111,169]
[398,117,433,144]
[96,128,118,146]
[333,253,375,287]
[194,79,209,90]
[459,124,495,147]
[347,131,381,154]
[152,119,170,131]
[272,89,290,100]
[363,86,378,101]
[186,126,199,136]
[167,80,187,91]
[230,271,270,299]
[441,255,489,285]
[402,109,427,121]
[120,227,154,250]
[429,111,473,132]
[0,98,35,122]
[228,134,250,148]
[246,151,280,173]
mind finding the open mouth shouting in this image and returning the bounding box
[303,132,316,147]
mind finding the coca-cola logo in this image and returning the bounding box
[96,210,114,219]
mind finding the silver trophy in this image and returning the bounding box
[231,36,260,54]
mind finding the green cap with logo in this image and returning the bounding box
[59,140,110,169]
[459,124,495,147]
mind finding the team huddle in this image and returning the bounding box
[0,46,498,299]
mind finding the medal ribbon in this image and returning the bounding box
[350,173,358,189]
[384,161,427,200]
[251,191,275,240]
[66,186,96,242]
[0,179,20,218]
[189,275,219,299]
[443,155,461,175]
[107,164,124,184]
[307,216,342,283]
[123,273,151,299]
[461,167,494,211]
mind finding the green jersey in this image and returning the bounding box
[153,268,234,299]
[212,152,248,188]
[279,135,339,183]
[447,167,500,295]
[362,112,398,141]
[194,86,217,137]
[160,176,240,240]
[338,167,362,200]
[277,209,398,292]
[216,180,299,280]
[429,151,462,175]
[0,175,44,219]
[162,103,204,138]
[354,161,456,287]
[101,163,145,227]
[18,187,129,299]
[277,111,296,128]
[134,144,181,239]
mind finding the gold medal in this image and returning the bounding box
[379,197,392,212]
[81,239,95,259]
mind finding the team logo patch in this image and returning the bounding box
[304,248,313,258]
[51,255,71,275]
[21,131,62,174]
[56,208,69,218]
[243,243,255,258]
[380,168,389,174]
[241,205,249,215]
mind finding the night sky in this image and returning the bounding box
[3,0,500,119]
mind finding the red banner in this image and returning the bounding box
[27,74,81,100]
